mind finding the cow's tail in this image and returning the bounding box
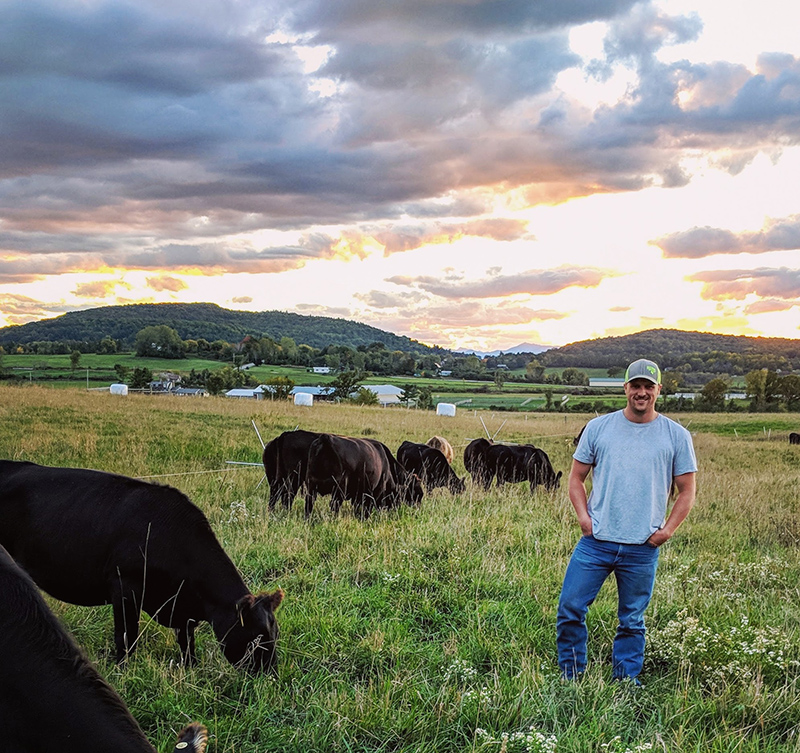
[173,723,208,753]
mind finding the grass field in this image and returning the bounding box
[1,385,799,752]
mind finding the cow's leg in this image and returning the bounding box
[284,475,301,510]
[304,488,316,518]
[111,574,142,663]
[268,487,280,511]
[174,619,198,665]
[330,489,344,515]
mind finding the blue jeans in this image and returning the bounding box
[557,535,659,680]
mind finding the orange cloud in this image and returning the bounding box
[388,265,611,299]
[73,280,127,299]
[374,218,530,255]
[146,275,188,292]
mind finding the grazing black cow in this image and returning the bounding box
[305,434,423,518]
[262,429,322,510]
[0,460,284,670]
[0,543,208,753]
[397,441,466,494]
[425,435,454,464]
[790,432,800,445]
[487,443,539,487]
[526,448,563,492]
[464,438,494,488]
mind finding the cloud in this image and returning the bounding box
[146,275,188,292]
[654,215,800,258]
[354,290,427,309]
[0,293,83,325]
[294,303,353,317]
[744,298,798,314]
[688,267,800,300]
[388,266,610,299]
[372,218,531,255]
[73,280,127,298]
[3,0,798,247]
[1,0,800,345]
[231,296,253,304]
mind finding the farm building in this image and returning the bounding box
[172,387,208,397]
[225,388,261,399]
[589,378,625,388]
[362,385,404,406]
[290,386,334,401]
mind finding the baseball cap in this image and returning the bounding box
[624,358,661,384]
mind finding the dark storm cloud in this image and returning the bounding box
[387,266,609,299]
[286,0,642,38]
[0,1,301,176]
[654,215,800,258]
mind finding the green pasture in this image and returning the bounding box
[1,386,799,752]
[1,353,632,409]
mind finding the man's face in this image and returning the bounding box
[624,377,661,416]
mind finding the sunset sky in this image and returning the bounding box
[2,0,799,351]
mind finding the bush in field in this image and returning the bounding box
[349,386,379,405]
[262,376,295,401]
[130,366,152,388]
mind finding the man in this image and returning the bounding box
[556,358,697,684]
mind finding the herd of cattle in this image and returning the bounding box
[0,431,561,751]
[262,430,561,517]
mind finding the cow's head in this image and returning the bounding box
[220,588,284,672]
[528,453,562,492]
[449,474,467,494]
[546,469,563,492]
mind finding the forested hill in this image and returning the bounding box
[0,303,441,354]
[541,328,800,371]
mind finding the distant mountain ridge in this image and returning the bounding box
[456,342,551,357]
[0,302,443,353]
[541,328,800,370]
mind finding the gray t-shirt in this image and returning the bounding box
[573,410,697,544]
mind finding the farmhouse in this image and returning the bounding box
[172,387,208,397]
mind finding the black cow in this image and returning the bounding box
[0,543,208,753]
[487,443,538,487]
[397,441,465,494]
[305,434,423,518]
[0,460,284,670]
[526,448,563,491]
[464,438,493,488]
[262,429,321,510]
[790,432,800,445]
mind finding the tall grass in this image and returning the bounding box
[1,385,799,752]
